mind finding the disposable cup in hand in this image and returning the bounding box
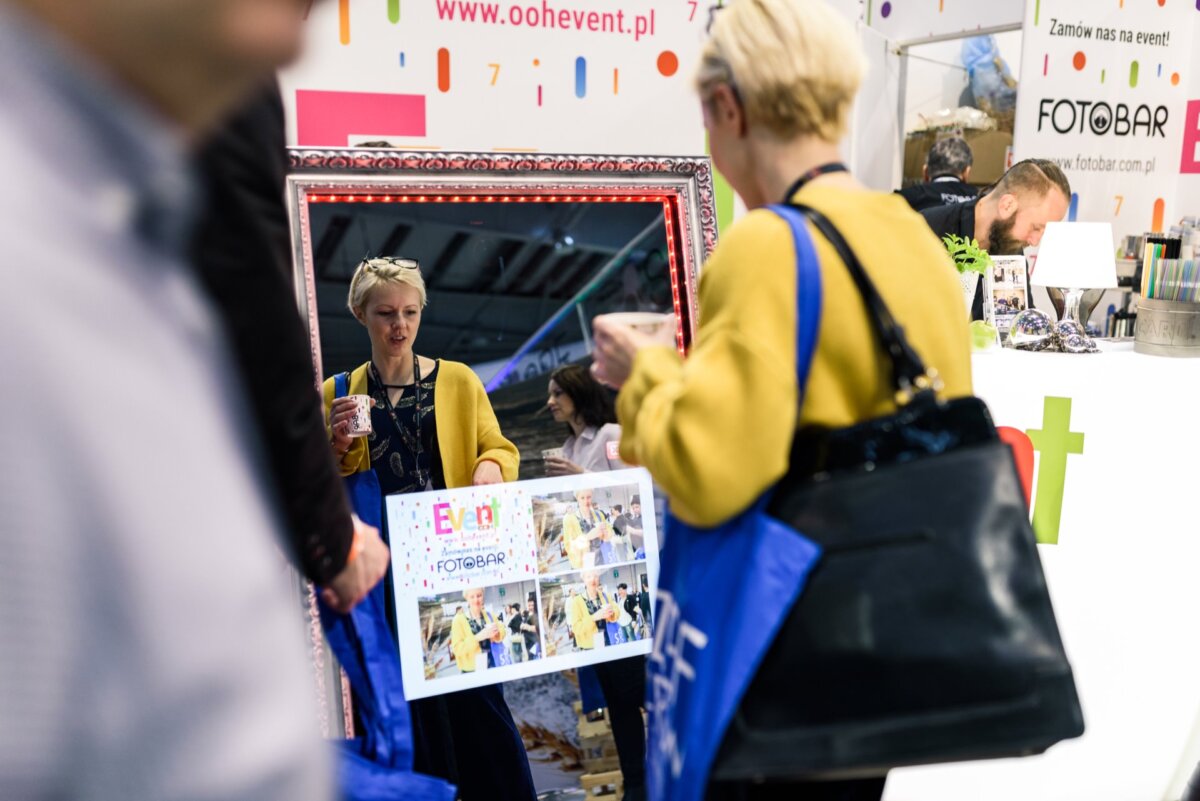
[541,448,565,461]
[598,312,678,348]
[347,394,372,437]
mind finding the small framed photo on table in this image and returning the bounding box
[983,255,1031,342]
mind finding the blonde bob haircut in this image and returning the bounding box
[696,0,866,143]
[347,257,428,318]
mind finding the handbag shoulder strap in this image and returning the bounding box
[333,371,350,399]
[765,205,823,392]
[789,203,938,402]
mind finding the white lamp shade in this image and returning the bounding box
[1028,221,1118,289]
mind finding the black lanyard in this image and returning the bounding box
[782,162,849,202]
[371,357,427,489]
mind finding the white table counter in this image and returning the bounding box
[886,343,1200,801]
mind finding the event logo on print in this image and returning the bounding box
[1181,101,1200,174]
[997,397,1085,545]
[433,497,502,536]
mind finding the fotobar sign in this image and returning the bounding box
[1037,98,1168,138]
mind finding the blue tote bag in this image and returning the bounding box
[645,205,825,801]
[322,373,455,801]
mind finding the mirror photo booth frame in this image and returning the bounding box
[284,149,717,735]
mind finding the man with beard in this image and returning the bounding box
[921,159,1071,320]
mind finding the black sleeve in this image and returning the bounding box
[192,82,353,585]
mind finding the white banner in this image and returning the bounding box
[388,468,659,699]
[1013,0,1199,239]
[280,0,708,154]
[887,345,1200,800]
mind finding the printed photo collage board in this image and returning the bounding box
[984,254,1032,341]
[388,468,660,699]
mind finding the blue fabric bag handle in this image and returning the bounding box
[322,373,455,801]
[645,205,825,801]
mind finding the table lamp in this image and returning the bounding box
[1029,221,1118,327]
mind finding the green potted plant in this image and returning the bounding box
[942,234,993,315]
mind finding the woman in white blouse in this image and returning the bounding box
[545,364,625,475]
[544,363,646,801]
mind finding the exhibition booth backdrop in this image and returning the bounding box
[280,1,1200,798]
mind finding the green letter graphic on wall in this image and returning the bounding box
[1026,397,1085,545]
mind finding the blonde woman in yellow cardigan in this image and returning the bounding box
[567,570,622,650]
[560,487,618,569]
[323,257,532,801]
[591,1,972,798]
[449,587,509,672]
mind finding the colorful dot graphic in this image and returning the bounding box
[1172,72,1182,86]
[1152,199,1165,232]
[1129,60,1140,88]
[1068,193,1079,222]
[437,48,451,92]
[881,1,893,18]
[657,51,679,77]
[1073,52,1087,71]
[575,57,587,98]
[388,0,400,24]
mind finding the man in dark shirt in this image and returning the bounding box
[195,85,389,611]
[613,495,645,553]
[920,158,1071,320]
[522,597,540,659]
[505,603,526,662]
[896,137,978,212]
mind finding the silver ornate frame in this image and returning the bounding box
[284,149,718,737]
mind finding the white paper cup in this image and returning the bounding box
[601,311,676,336]
[541,447,565,461]
[346,394,372,437]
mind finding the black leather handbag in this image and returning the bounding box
[711,205,1084,782]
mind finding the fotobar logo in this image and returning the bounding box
[1037,98,1168,138]
[997,397,1085,545]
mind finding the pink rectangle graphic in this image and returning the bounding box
[1181,100,1200,175]
[296,89,426,147]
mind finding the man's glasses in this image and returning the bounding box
[362,256,420,271]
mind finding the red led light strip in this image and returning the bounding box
[306,194,667,204]
[306,192,690,353]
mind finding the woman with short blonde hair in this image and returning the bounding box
[323,256,533,801]
[593,1,973,798]
[695,0,864,143]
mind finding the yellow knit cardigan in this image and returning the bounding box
[321,359,520,487]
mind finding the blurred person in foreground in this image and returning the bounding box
[193,83,389,613]
[895,136,977,212]
[0,1,333,800]
[920,158,1071,319]
[592,0,973,798]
